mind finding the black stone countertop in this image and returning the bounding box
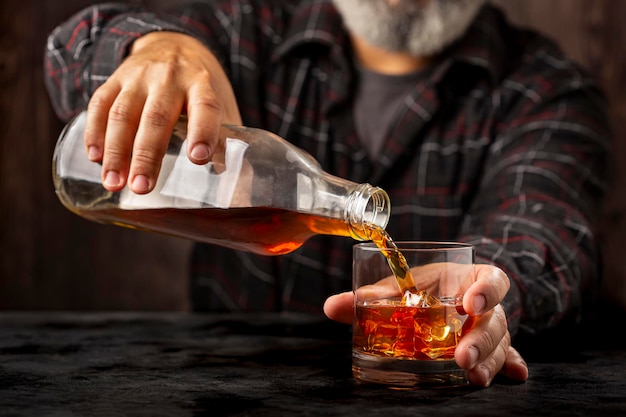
[0,311,625,416]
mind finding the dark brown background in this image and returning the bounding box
[1,1,625,311]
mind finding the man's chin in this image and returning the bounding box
[332,0,486,57]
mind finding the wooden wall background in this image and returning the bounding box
[1,0,625,311]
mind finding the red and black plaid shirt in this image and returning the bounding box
[45,1,611,340]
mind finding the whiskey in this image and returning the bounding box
[351,239,474,386]
[353,296,469,361]
[364,225,419,299]
[79,206,356,255]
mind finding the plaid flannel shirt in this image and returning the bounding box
[45,0,611,340]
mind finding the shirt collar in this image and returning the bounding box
[271,0,352,64]
[435,4,508,85]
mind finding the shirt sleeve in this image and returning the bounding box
[458,58,611,340]
[43,3,206,121]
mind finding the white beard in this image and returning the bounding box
[331,0,487,56]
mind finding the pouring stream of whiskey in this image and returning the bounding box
[366,225,419,298]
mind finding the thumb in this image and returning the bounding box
[323,292,354,324]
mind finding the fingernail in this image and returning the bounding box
[190,144,210,161]
[103,171,121,188]
[478,365,491,387]
[473,295,486,315]
[87,146,101,160]
[131,175,150,193]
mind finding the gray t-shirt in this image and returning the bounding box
[353,66,424,161]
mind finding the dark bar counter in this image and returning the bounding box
[0,311,625,416]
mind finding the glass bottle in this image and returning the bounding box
[52,111,391,255]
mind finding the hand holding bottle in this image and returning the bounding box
[84,31,242,194]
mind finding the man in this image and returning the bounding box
[44,0,611,387]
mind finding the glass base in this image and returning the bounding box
[352,351,469,388]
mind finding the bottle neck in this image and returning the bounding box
[345,183,390,241]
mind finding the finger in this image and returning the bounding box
[356,276,401,300]
[455,305,508,380]
[466,329,510,387]
[100,91,146,191]
[463,264,510,316]
[85,83,120,162]
[185,83,224,164]
[498,346,529,382]
[323,292,353,324]
[128,99,184,194]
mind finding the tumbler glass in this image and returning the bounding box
[352,241,475,388]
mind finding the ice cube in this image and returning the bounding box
[402,290,441,307]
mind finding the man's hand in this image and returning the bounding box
[323,264,529,387]
[84,32,242,194]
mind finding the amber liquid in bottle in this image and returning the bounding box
[86,205,419,290]
[86,206,355,255]
[84,203,416,291]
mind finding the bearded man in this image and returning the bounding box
[45,0,611,387]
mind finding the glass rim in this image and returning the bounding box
[354,241,474,252]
